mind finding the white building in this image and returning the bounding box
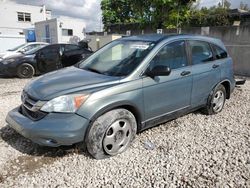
[0,0,51,51]
[0,0,87,51]
[35,16,86,44]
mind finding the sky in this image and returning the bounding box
[198,0,250,8]
[10,0,102,32]
[10,0,250,31]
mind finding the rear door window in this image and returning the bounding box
[39,45,59,56]
[65,44,81,52]
[189,40,214,65]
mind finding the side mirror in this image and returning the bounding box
[18,49,25,53]
[146,65,171,78]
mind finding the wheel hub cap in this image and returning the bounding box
[103,119,132,155]
[212,90,225,113]
[22,66,30,76]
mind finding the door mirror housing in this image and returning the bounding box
[146,65,171,78]
[18,49,25,53]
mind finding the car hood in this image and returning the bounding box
[0,51,20,59]
[4,53,24,60]
[24,66,121,100]
[1,54,34,65]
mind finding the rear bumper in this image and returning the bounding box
[6,107,90,147]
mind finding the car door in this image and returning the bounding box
[188,40,221,107]
[61,44,85,67]
[142,40,192,125]
[211,43,231,82]
[36,45,61,73]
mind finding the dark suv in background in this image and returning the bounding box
[6,34,235,159]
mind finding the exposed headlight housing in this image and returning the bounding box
[40,94,89,113]
[2,58,15,64]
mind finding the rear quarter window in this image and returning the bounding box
[211,44,228,59]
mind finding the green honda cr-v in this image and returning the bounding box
[6,34,235,159]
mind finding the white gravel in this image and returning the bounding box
[0,78,249,187]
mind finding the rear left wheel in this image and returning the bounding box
[85,109,137,159]
[203,84,226,115]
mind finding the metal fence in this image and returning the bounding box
[103,25,250,76]
[181,26,250,76]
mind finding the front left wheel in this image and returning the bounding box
[85,109,137,159]
[17,63,35,78]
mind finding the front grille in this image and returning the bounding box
[20,105,47,121]
[20,91,47,121]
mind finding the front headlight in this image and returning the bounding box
[40,94,89,113]
[2,58,15,64]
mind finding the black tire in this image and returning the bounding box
[203,84,226,115]
[85,109,137,159]
[17,63,35,78]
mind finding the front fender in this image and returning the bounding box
[76,89,144,126]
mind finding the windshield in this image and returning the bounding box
[8,44,26,51]
[24,45,46,55]
[79,40,155,77]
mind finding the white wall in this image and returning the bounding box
[0,1,51,34]
[0,0,51,51]
[35,19,59,43]
[0,35,25,52]
[35,16,86,44]
[87,35,122,51]
[57,16,86,43]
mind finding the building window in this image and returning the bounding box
[17,12,31,22]
[62,29,73,36]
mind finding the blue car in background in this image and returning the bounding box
[6,34,235,159]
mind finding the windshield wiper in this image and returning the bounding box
[85,67,102,74]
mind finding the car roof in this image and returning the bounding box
[120,34,170,42]
[119,34,225,50]
[40,43,83,49]
[120,34,218,42]
[27,42,48,45]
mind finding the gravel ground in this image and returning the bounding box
[0,78,249,187]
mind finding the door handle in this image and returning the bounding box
[212,64,220,69]
[181,71,191,76]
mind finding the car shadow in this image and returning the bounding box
[0,125,89,158]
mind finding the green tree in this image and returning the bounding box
[189,5,230,27]
[101,0,133,29]
[101,0,195,29]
